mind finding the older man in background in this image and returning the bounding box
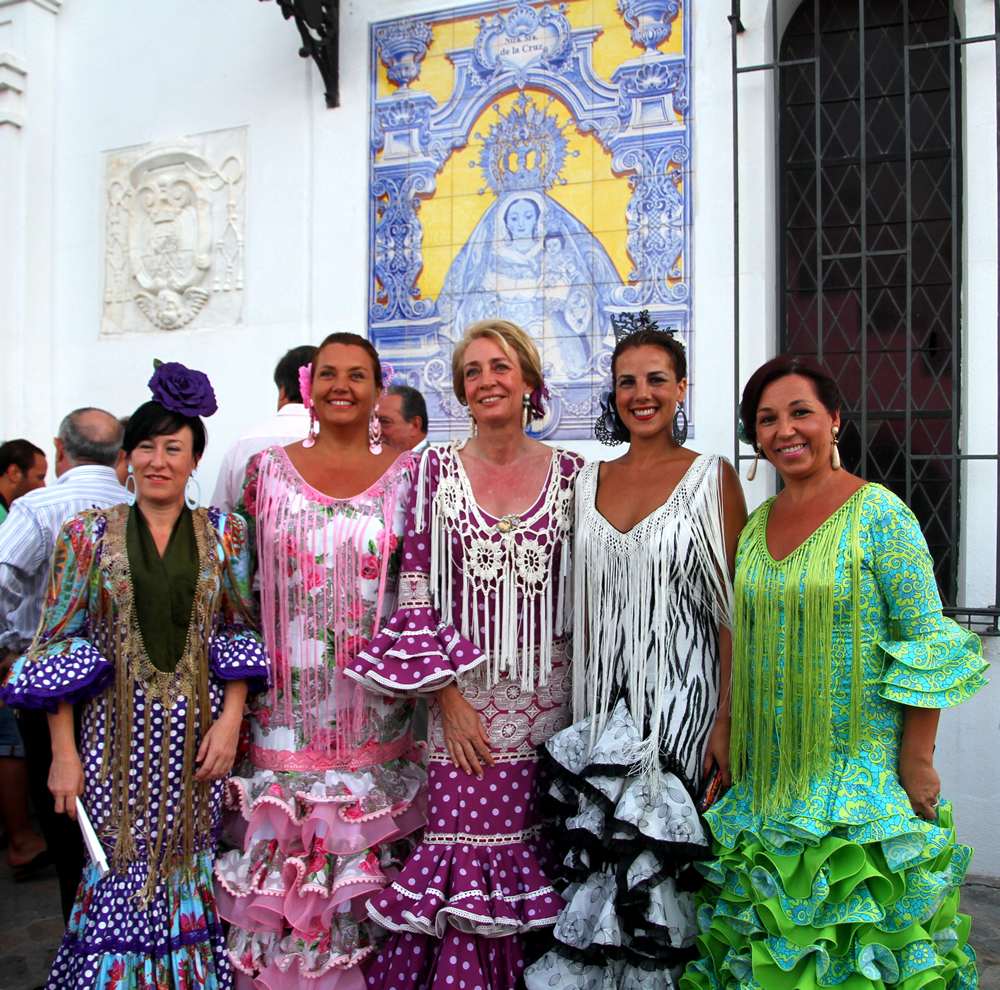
[0,440,48,524]
[378,384,430,454]
[0,408,125,917]
[211,344,315,511]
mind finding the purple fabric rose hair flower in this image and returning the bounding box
[148,361,218,418]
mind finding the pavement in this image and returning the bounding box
[0,855,997,989]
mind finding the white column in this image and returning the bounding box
[0,0,60,447]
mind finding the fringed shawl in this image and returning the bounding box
[247,446,409,760]
[573,454,734,784]
[730,487,866,815]
[23,505,254,902]
[414,442,577,692]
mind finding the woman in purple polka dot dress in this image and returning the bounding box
[348,320,584,990]
[216,335,426,990]
[2,367,270,990]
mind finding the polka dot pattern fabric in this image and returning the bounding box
[356,447,585,990]
[47,856,229,990]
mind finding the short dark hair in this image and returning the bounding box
[739,354,843,446]
[58,408,124,467]
[597,329,688,444]
[122,401,208,458]
[312,333,382,391]
[274,345,317,404]
[386,385,428,435]
[0,439,45,476]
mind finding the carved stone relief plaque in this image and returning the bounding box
[100,127,246,335]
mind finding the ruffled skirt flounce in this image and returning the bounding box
[47,853,230,990]
[364,758,564,990]
[678,800,977,990]
[217,758,426,989]
[525,701,713,990]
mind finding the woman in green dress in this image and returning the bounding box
[681,355,988,990]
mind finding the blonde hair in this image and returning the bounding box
[452,320,545,421]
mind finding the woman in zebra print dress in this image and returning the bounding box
[525,318,746,990]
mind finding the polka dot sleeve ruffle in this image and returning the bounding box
[209,635,270,693]
[2,641,114,712]
[348,601,485,696]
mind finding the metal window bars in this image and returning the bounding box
[730,0,1000,633]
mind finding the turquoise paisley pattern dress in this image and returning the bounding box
[681,484,988,990]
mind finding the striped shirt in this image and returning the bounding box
[0,465,125,653]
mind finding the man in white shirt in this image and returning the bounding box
[378,385,430,455]
[211,345,315,512]
[0,407,125,915]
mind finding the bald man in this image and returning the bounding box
[0,407,125,916]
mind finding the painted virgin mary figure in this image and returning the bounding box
[436,97,622,382]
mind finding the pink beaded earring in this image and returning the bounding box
[299,364,317,448]
[369,406,383,454]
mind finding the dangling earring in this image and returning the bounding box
[746,444,763,481]
[672,400,688,446]
[125,464,137,507]
[369,406,383,455]
[831,426,842,470]
[303,408,318,448]
[468,408,477,437]
[185,469,201,510]
[522,394,532,431]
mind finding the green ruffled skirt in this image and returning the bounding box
[680,801,976,990]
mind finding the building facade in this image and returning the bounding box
[0,0,996,873]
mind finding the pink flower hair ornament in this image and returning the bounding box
[298,363,314,412]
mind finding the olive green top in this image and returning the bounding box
[126,504,198,673]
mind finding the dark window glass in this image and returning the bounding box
[780,0,961,601]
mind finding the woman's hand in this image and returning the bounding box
[435,682,493,779]
[899,753,941,822]
[898,706,942,822]
[48,750,85,819]
[194,713,242,782]
[703,713,732,788]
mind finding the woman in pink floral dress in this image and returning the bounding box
[216,334,425,990]
[348,320,584,990]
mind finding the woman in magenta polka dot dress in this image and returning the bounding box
[348,320,584,990]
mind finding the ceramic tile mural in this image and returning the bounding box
[369,0,692,439]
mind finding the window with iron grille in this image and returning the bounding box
[779,0,961,602]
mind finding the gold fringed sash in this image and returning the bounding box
[92,506,223,902]
[730,488,866,816]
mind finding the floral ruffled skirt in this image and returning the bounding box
[679,799,977,990]
[48,853,229,989]
[217,758,426,990]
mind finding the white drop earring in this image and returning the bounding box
[125,464,137,507]
[746,444,763,481]
[185,469,201,510]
